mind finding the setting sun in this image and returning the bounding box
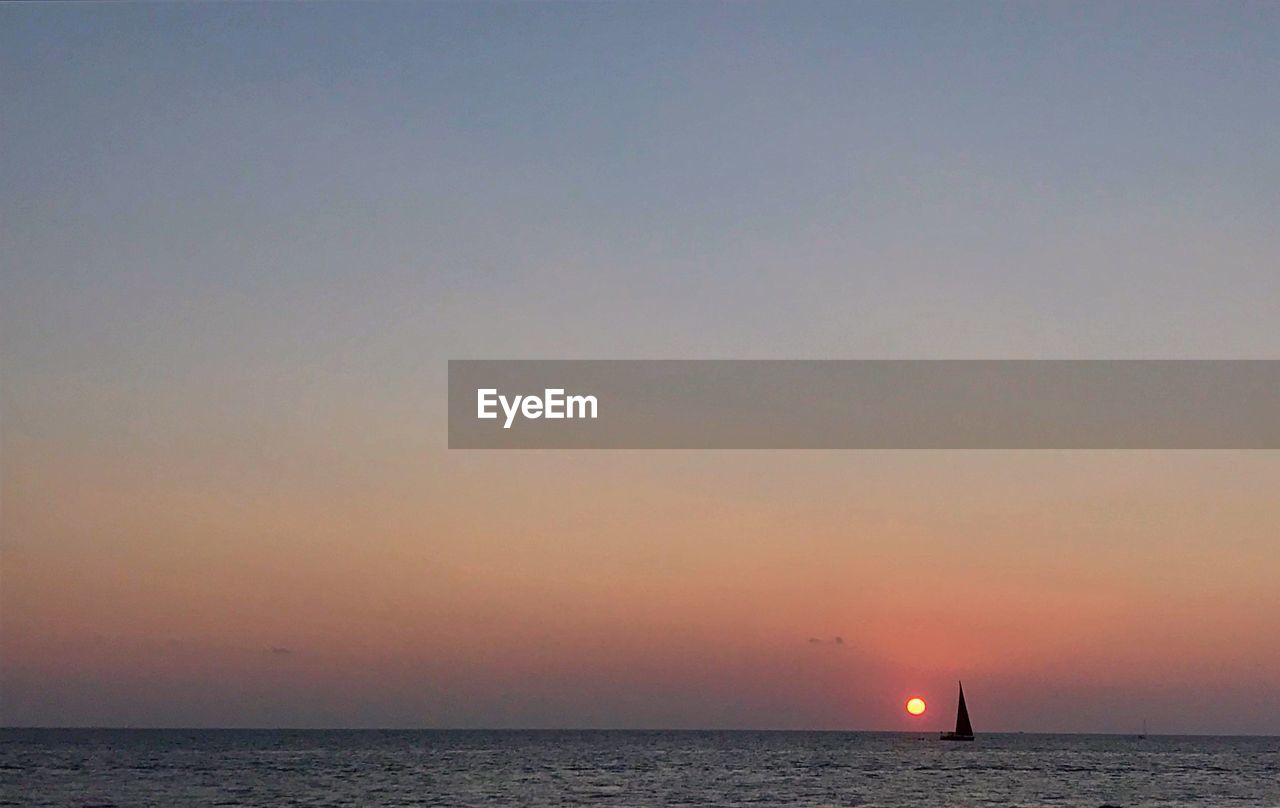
[905,697,927,716]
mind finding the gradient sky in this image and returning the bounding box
[2,2,1279,732]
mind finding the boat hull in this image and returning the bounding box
[939,732,974,741]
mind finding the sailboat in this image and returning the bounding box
[939,681,974,741]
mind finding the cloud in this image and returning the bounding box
[270,646,293,656]
[806,636,845,647]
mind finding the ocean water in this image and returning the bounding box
[3,729,1278,807]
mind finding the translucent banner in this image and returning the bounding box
[448,360,1280,449]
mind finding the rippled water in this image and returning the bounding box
[3,729,1278,806]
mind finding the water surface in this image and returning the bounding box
[4,729,1277,806]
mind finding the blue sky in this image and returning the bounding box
[5,2,1278,371]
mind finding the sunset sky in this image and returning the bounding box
[3,3,1279,733]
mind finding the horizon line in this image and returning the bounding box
[4,726,1277,738]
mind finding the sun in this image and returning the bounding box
[905,697,927,716]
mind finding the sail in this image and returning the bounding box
[954,681,973,737]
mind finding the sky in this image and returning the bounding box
[2,2,1279,732]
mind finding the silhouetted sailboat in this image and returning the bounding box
[940,681,974,741]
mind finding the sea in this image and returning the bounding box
[3,729,1278,807]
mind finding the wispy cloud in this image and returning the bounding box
[807,636,845,646]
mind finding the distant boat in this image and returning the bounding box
[939,681,975,741]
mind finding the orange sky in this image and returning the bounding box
[5,438,1279,731]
